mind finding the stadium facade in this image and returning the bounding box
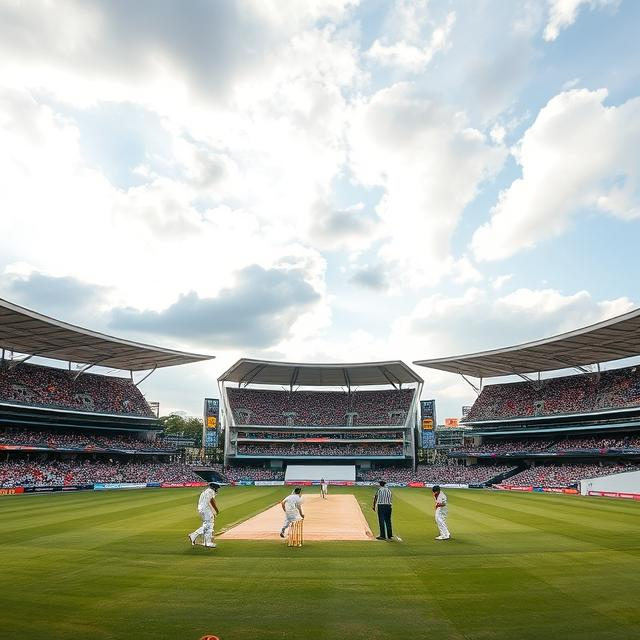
[415,309,640,496]
[218,359,423,480]
[0,298,215,492]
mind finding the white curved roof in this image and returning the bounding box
[0,298,214,371]
[414,307,640,378]
[218,358,422,387]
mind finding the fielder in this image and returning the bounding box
[432,485,451,540]
[188,482,220,548]
[280,487,304,538]
[320,478,328,499]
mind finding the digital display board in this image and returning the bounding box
[203,398,220,448]
[420,399,436,448]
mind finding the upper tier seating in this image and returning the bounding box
[0,362,154,417]
[464,365,640,421]
[227,388,414,426]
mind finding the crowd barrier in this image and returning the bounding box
[94,483,148,490]
[0,481,209,495]
[588,490,640,500]
[494,484,579,494]
[159,482,208,488]
[228,480,471,488]
[0,480,492,494]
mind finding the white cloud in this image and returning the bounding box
[308,201,380,251]
[544,0,619,42]
[471,89,640,262]
[0,1,636,421]
[451,256,484,285]
[348,83,506,286]
[0,85,336,328]
[562,77,581,90]
[492,274,513,290]
[489,124,507,144]
[0,0,365,323]
[0,0,358,110]
[394,286,634,359]
[367,10,456,73]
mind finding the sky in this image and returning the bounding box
[1,0,640,420]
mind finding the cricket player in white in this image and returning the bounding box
[188,482,220,548]
[320,479,328,499]
[279,487,304,537]
[432,485,451,540]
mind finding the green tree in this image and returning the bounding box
[159,414,203,445]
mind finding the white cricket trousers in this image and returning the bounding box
[191,509,215,545]
[281,513,301,534]
[435,508,450,538]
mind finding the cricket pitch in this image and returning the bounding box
[219,493,374,541]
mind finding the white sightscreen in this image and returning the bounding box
[285,465,355,482]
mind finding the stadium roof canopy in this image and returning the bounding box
[414,307,640,378]
[218,358,423,388]
[0,298,214,371]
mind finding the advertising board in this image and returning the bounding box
[0,487,24,495]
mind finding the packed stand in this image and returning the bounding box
[464,365,640,421]
[455,433,640,456]
[236,430,403,441]
[459,439,554,455]
[504,462,639,488]
[0,427,175,452]
[0,460,204,487]
[236,443,404,456]
[0,362,154,417]
[221,466,285,482]
[357,464,515,484]
[227,388,414,426]
[549,434,640,451]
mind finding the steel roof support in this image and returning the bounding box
[380,367,400,391]
[7,354,33,369]
[72,357,113,381]
[343,368,351,393]
[289,367,300,393]
[73,362,97,381]
[460,373,482,394]
[133,364,157,387]
[239,363,267,388]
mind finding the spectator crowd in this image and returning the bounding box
[236,430,403,441]
[504,462,639,487]
[0,427,176,452]
[227,388,414,426]
[457,434,640,456]
[236,443,404,456]
[465,365,640,421]
[221,466,285,482]
[0,362,154,417]
[357,464,515,484]
[0,460,203,487]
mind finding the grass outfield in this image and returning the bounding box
[1,487,639,640]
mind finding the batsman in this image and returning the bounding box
[279,487,304,544]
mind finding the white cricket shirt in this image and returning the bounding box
[198,487,216,512]
[283,494,302,514]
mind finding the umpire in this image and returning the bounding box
[372,480,393,540]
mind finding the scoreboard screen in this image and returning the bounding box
[203,398,220,448]
[420,399,436,448]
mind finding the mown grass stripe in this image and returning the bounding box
[1,486,639,640]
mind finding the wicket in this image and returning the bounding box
[287,519,304,547]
